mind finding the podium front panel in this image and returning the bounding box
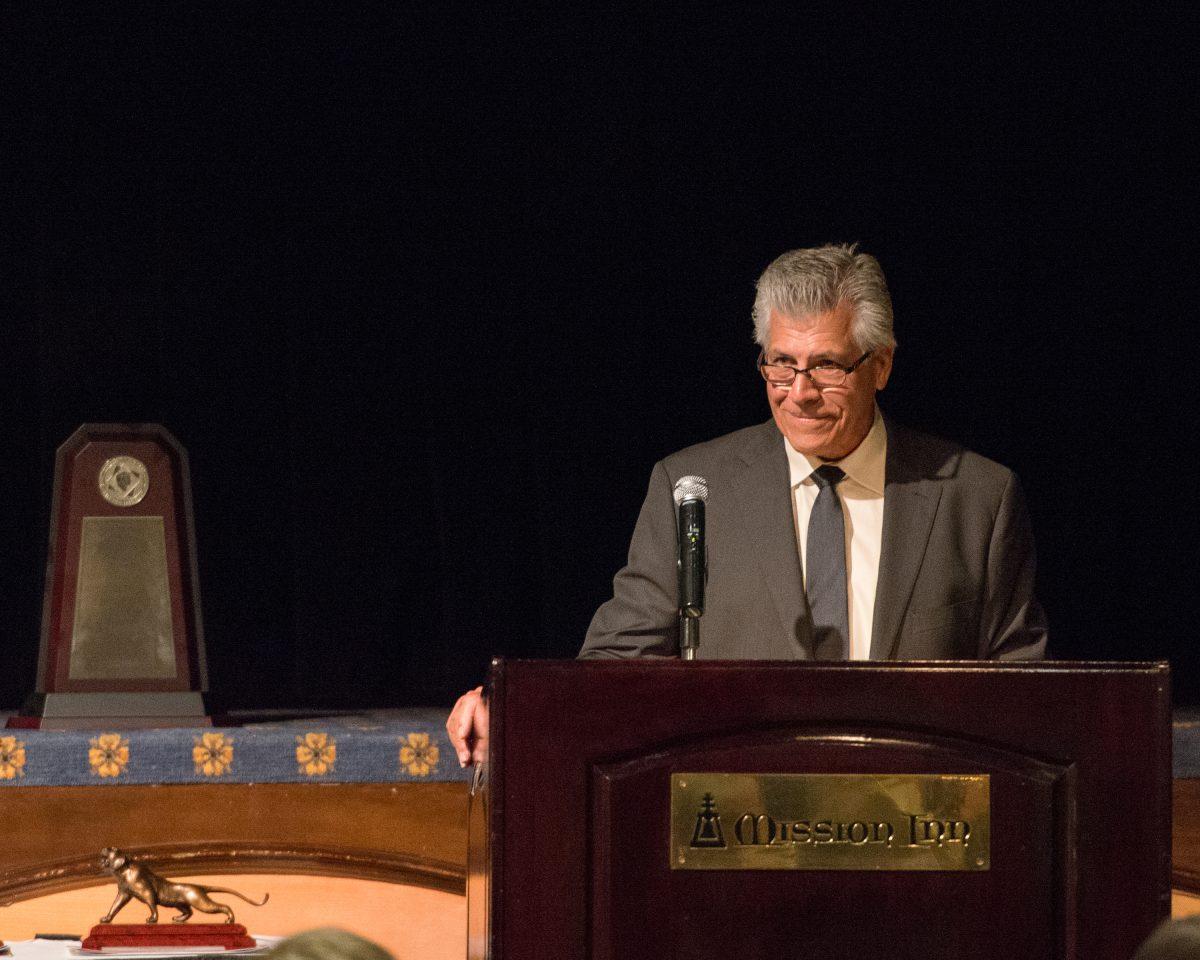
[593,727,1070,959]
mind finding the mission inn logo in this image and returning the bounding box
[690,793,727,849]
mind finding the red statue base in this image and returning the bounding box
[82,923,256,951]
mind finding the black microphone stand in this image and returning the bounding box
[676,495,705,661]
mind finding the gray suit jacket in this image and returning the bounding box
[580,418,1047,660]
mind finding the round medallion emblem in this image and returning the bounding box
[98,456,150,507]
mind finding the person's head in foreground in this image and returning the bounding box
[1133,917,1200,960]
[266,927,394,960]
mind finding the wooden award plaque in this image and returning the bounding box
[19,424,208,728]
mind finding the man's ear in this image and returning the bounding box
[873,346,895,390]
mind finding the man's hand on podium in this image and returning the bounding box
[446,685,489,768]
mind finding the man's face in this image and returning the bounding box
[764,302,893,460]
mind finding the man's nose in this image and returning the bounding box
[787,373,822,401]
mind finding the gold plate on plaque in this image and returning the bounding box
[69,516,177,680]
[671,773,989,871]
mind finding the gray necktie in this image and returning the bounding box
[807,464,849,659]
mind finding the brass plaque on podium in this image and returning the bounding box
[671,773,989,871]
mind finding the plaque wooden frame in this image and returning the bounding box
[469,659,1172,960]
[26,424,208,725]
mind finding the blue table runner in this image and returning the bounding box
[0,710,471,786]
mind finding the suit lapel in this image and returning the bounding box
[731,423,812,658]
[870,424,943,660]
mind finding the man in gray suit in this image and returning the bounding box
[448,244,1046,764]
[580,244,1046,661]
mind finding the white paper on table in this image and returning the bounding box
[7,938,281,960]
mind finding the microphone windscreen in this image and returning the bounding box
[672,475,709,506]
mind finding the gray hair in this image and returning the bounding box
[1132,917,1200,960]
[752,244,896,352]
[267,928,394,960]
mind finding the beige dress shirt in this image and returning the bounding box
[785,409,887,660]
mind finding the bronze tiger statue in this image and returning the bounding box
[99,847,269,924]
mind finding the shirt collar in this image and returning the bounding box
[784,406,887,495]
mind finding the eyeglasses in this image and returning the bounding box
[757,350,874,388]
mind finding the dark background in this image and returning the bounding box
[3,7,1198,710]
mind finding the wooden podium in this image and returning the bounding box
[468,659,1171,960]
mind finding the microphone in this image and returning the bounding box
[673,475,708,660]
